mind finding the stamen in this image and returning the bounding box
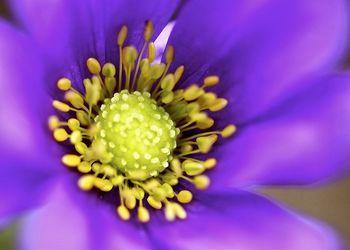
[49,21,236,223]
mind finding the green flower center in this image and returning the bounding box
[95,90,178,180]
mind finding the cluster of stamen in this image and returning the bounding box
[49,21,236,223]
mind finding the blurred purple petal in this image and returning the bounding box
[0,20,53,158]
[170,0,348,124]
[0,153,57,221]
[19,177,151,250]
[7,0,180,81]
[147,189,342,249]
[212,73,350,187]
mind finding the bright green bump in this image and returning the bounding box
[95,90,178,180]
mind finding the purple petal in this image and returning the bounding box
[8,0,180,79]
[147,189,342,249]
[212,73,350,187]
[0,21,66,220]
[19,176,151,250]
[169,0,348,124]
[0,152,57,222]
[0,20,56,158]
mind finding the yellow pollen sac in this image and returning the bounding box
[138,206,150,223]
[49,21,236,224]
[48,116,60,130]
[193,175,210,190]
[62,154,81,167]
[177,190,193,204]
[204,158,217,169]
[57,78,72,91]
[203,76,220,87]
[53,100,70,112]
[117,205,130,221]
[117,25,128,46]
[221,125,237,138]
[78,175,96,190]
[53,128,69,142]
[87,58,101,75]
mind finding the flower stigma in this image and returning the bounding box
[49,21,236,223]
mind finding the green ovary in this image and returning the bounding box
[95,90,178,180]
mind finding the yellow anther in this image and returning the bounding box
[161,91,174,104]
[165,203,176,221]
[162,172,179,186]
[183,84,204,101]
[174,65,185,83]
[165,46,174,64]
[172,203,187,219]
[144,20,154,42]
[105,77,117,95]
[150,63,166,79]
[196,135,218,153]
[62,154,81,167]
[87,124,99,138]
[177,190,193,204]
[102,63,116,77]
[196,116,214,129]
[128,170,149,181]
[221,124,237,138]
[198,92,217,107]
[57,78,71,91]
[111,175,124,185]
[132,187,145,200]
[203,75,220,87]
[138,206,150,223]
[53,128,69,142]
[65,91,84,109]
[75,142,88,155]
[145,178,161,189]
[70,130,82,144]
[117,205,130,221]
[77,161,91,173]
[193,175,210,190]
[84,78,101,106]
[92,162,102,173]
[209,98,228,112]
[78,175,96,190]
[87,58,101,75]
[101,164,116,176]
[161,183,174,198]
[203,158,217,169]
[125,191,137,209]
[186,102,200,115]
[76,111,90,126]
[117,25,128,46]
[160,74,176,91]
[48,116,60,130]
[67,118,80,131]
[180,144,193,153]
[147,196,162,209]
[52,100,70,112]
[94,178,113,192]
[152,187,167,201]
[147,42,156,63]
[182,160,205,176]
[191,112,214,129]
[170,158,182,176]
[122,46,138,66]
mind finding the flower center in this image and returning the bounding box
[95,90,178,180]
[49,21,236,223]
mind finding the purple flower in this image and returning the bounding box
[1,0,350,249]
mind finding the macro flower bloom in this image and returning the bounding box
[1,0,350,249]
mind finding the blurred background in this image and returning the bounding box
[0,2,349,249]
